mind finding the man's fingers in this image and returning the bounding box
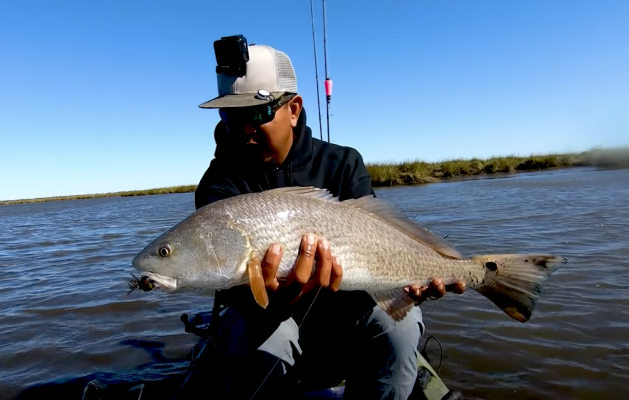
[405,283,426,302]
[410,283,422,298]
[262,243,283,291]
[409,279,445,303]
[406,278,465,305]
[286,233,317,289]
[315,239,332,288]
[329,256,343,292]
[445,280,466,294]
[302,238,332,295]
[428,278,446,299]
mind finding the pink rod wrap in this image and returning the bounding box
[325,79,333,97]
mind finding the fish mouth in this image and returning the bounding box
[140,272,178,291]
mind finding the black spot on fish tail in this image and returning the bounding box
[485,261,498,271]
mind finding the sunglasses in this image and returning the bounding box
[219,94,295,130]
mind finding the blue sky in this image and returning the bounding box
[1,1,627,201]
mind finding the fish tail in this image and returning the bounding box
[472,254,567,323]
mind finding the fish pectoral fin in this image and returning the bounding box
[247,258,269,309]
[371,289,416,322]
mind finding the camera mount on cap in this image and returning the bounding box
[214,35,249,76]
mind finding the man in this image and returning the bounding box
[187,42,464,400]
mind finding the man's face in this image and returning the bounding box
[221,95,303,167]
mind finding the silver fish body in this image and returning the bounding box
[132,187,566,322]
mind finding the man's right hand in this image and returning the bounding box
[258,233,343,321]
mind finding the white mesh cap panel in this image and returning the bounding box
[268,46,298,93]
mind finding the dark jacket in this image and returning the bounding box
[194,108,375,210]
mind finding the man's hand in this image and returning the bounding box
[404,279,466,306]
[258,233,342,321]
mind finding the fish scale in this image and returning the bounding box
[220,189,480,292]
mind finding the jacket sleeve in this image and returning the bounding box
[194,159,242,210]
[340,149,376,201]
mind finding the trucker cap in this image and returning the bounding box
[199,44,298,109]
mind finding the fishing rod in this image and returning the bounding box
[322,0,332,143]
[309,0,324,141]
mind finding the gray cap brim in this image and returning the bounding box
[199,91,286,109]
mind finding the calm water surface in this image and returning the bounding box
[1,167,628,399]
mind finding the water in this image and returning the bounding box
[1,167,628,399]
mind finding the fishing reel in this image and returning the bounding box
[214,34,249,76]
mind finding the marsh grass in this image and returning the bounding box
[367,152,589,186]
[2,147,627,205]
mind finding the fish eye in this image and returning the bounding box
[158,245,172,257]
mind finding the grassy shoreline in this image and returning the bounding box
[367,152,581,186]
[2,148,627,206]
[0,185,198,206]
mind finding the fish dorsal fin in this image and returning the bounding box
[265,186,339,202]
[343,195,463,259]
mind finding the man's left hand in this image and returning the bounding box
[404,279,466,305]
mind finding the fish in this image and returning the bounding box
[132,187,567,323]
